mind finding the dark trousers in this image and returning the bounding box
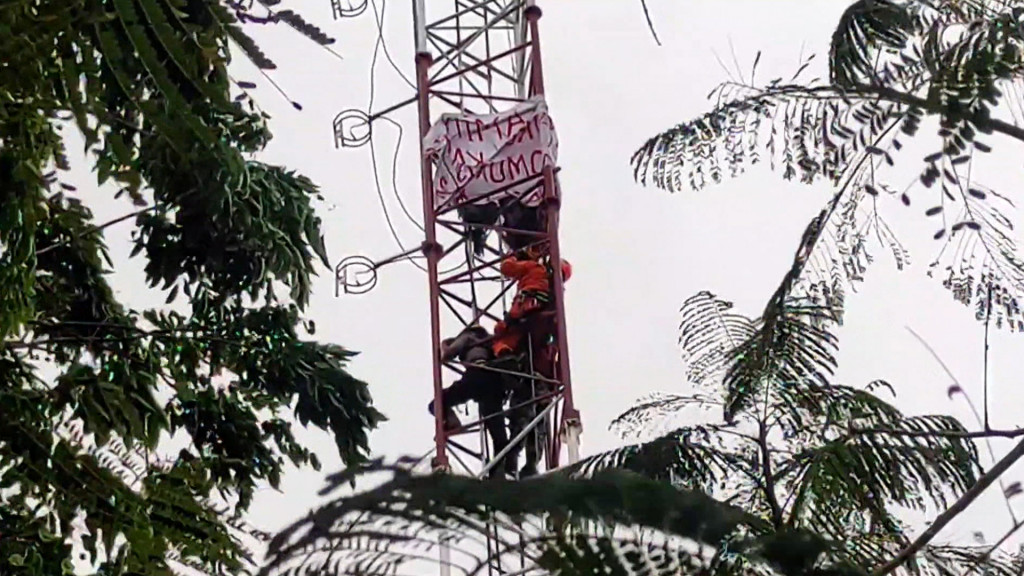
[458,203,500,256]
[438,363,513,477]
[507,376,551,477]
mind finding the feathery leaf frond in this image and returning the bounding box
[262,460,865,576]
[831,0,914,88]
[631,0,1024,329]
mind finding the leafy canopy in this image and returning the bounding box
[0,1,383,575]
[631,0,1024,331]
[576,290,1006,575]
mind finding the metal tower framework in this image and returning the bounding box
[333,0,580,525]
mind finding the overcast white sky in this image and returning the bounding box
[77,0,1024,564]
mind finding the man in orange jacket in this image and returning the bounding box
[500,247,572,321]
[495,247,572,478]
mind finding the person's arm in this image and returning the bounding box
[501,257,536,279]
[441,333,471,361]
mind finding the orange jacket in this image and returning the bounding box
[492,320,523,356]
[500,257,571,294]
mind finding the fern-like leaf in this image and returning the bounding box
[830,0,914,88]
[679,291,757,388]
[724,299,839,423]
[260,460,860,576]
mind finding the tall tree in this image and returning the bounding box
[0,2,383,575]
[614,0,1024,570]
[572,290,1017,575]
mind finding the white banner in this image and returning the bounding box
[423,96,558,209]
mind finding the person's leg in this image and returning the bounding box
[505,404,526,477]
[519,394,541,478]
[490,355,527,476]
[427,376,476,429]
[521,386,554,478]
[506,375,541,478]
[508,366,550,479]
[478,390,510,479]
[508,294,526,321]
[458,203,500,256]
[456,367,510,469]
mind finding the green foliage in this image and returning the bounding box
[260,459,861,576]
[0,1,383,575]
[630,0,1024,331]
[561,289,1011,575]
[261,283,1011,575]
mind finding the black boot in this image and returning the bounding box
[503,455,518,478]
[518,462,538,479]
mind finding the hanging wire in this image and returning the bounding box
[368,0,417,90]
[366,0,466,274]
[369,0,431,230]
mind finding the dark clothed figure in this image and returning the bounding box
[500,200,545,252]
[458,203,501,257]
[427,326,517,478]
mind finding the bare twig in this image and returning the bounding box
[638,0,662,46]
[962,520,1024,576]
[872,437,1024,576]
[36,207,155,257]
[906,325,1019,524]
[983,283,992,430]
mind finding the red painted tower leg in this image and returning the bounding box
[526,1,581,468]
[413,8,448,473]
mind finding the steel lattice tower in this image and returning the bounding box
[333,1,580,571]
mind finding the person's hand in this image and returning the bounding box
[440,338,455,360]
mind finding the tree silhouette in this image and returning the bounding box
[0,2,383,574]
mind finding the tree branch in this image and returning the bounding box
[36,207,155,257]
[747,82,1024,144]
[849,426,1024,440]
[757,421,785,528]
[638,0,662,46]
[873,437,1024,576]
[855,82,1024,142]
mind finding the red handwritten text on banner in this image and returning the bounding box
[424,96,558,209]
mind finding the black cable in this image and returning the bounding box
[378,117,425,232]
[366,0,465,275]
[371,0,427,231]
[366,0,424,270]
[369,0,417,90]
